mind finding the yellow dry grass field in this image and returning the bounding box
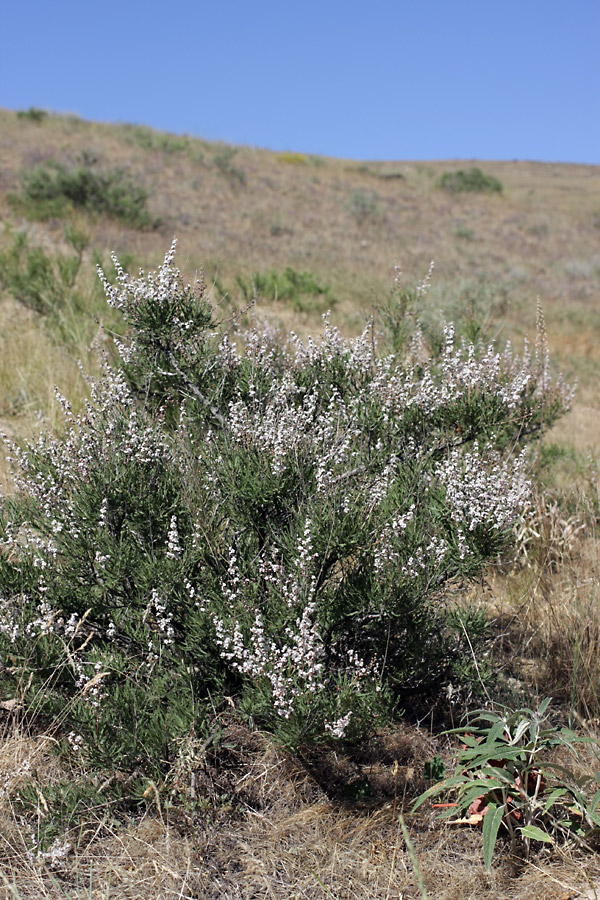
[0,108,600,899]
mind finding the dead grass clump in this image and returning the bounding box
[299,725,437,805]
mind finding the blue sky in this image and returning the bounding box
[2,0,599,163]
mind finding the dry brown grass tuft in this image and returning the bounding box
[1,718,600,899]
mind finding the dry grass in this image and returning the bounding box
[1,107,600,898]
[1,721,600,900]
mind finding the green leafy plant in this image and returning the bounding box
[423,755,446,782]
[10,154,156,228]
[439,167,503,194]
[121,124,189,154]
[413,698,600,871]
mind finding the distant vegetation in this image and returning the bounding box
[211,146,246,186]
[0,227,87,318]
[10,153,156,227]
[439,166,503,194]
[345,187,380,223]
[234,266,336,312]
[16,107,47,123]
[121,123,191,154]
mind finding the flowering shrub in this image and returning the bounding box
[0,242,572,781]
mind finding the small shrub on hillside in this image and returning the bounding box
[16,107,47,123]
[121,124,190,154]
[212,147,246,186]
[345,188,380,223]
[454,226,475,240]
[10,154,156,228]
[0,243,571,794]
[439,167,503,194]
[0,228,127,349]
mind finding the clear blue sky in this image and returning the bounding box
[3,0,599,163]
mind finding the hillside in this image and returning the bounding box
[2,108,599,443]
[1,109,600,900]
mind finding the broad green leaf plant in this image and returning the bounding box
[413,698,600,871]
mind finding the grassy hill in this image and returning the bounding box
[1,108,600,899]
[2,108,599,449]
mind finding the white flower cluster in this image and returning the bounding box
[436,444,531,534]
[3,365,169,547]
[28,837,73,870]
[67,731,84,753]
[0,758,32,800]
[325,711,353,738]
[97,238,179,315]
[214,603,324,719]
[149,589,175,647]
[166,515,182,559]
[75,660,107,710]
[0,593,20,642]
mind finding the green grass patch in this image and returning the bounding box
[235,266,336,313]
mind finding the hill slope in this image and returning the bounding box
[1,108,600,900]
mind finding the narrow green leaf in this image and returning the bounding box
[460,745,521,764]
[537,697,552,717]
[456,785,495,813]
[519,825,553,843]
[511,718,531,745]
[540,788,568,812]
[484,718,508,746]
[482,803,504,873]
[411,774,468,811]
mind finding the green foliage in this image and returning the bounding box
[235,266,336,313]
[121,124,190,154]
[413,699,600,870]
[16,107,47,123]
[212,147,246,186]
[439,167,503,194]
[423,755,446,782]
[454,226,475,240]
[0,227,87,317]
[15,777,124,853]
[0,245,571,807]
[10,154,156,228]
[0,228,127,351]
